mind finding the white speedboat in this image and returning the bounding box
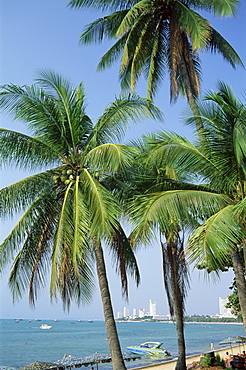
[40,324,52,329]
[127,342,171,357]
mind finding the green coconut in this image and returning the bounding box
[61,176,67,183]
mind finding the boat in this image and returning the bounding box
[127,342,171,357]
[40,324,52,329]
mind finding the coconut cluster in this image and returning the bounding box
[53,168,75,185]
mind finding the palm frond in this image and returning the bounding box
[50,182,75,298]
[81,168,121,239]
[87,93,163,145]
[0,81,74,154]
[191,0,240,17]
[36,70,89,153]
[119,13,151,81]
[206,28,244,68]
[4,192,59,303]
[176,3,211,50]
[128,189,231,245]
[80,10,128,44]
[68,0,135,12]
[86,143,134,175]
[109,223,140,299]
[116,0,151,37]
[0,172,54,220]
[169,13,183,100]
[187,205,245,270]
[52,180,94,310]
[97,33,129,71]
[146,18,166,99]
[0,130,60,170]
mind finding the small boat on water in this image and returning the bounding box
[127,342,171,357]
[40,324,52,329]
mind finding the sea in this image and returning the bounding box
[0,319,245,369]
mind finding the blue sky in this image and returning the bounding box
[0,0,245,320]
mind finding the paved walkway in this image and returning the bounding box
[129,344,245,370]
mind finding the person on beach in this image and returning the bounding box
[225,352,233,367]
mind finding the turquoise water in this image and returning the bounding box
[0,319,245,368]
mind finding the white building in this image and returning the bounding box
[132,308,137,317]
[149,300,157,317]
[139,308,145,318]
[153,314,171,321]
[219,297,235,318]
[117,311,122,319]
[123,307,130,318]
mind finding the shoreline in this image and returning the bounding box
[117,320,242,325]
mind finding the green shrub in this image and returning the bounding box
[200,354,212,367]
[215,354,225,367]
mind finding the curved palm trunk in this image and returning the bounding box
[161,236,187,370]
[94,241,126,370]
[230,246,246,332]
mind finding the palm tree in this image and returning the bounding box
[0,70,162,370]
[69,0,243,133]
[116,137,192,370]
[184,82,246,331]
[132,82,246,331]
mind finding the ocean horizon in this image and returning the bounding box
[0,319,245,368]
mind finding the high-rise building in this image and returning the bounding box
[219,297,235,318]
[139,308,145,318]
[123,306,130,318]
[149,299,157,317]
[117,311,122,319]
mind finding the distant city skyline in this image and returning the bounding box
[117,297,235,320]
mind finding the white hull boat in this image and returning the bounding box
[127,342,171,357]
[40,324,52,329]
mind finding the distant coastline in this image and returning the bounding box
[116,320,243,325]
[115,319,243,325]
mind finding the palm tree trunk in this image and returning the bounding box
[168,240,186,370]
[230,246,246,332]
[242,238,246,270]
[161,236,187,370]
[94,241,126,370]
